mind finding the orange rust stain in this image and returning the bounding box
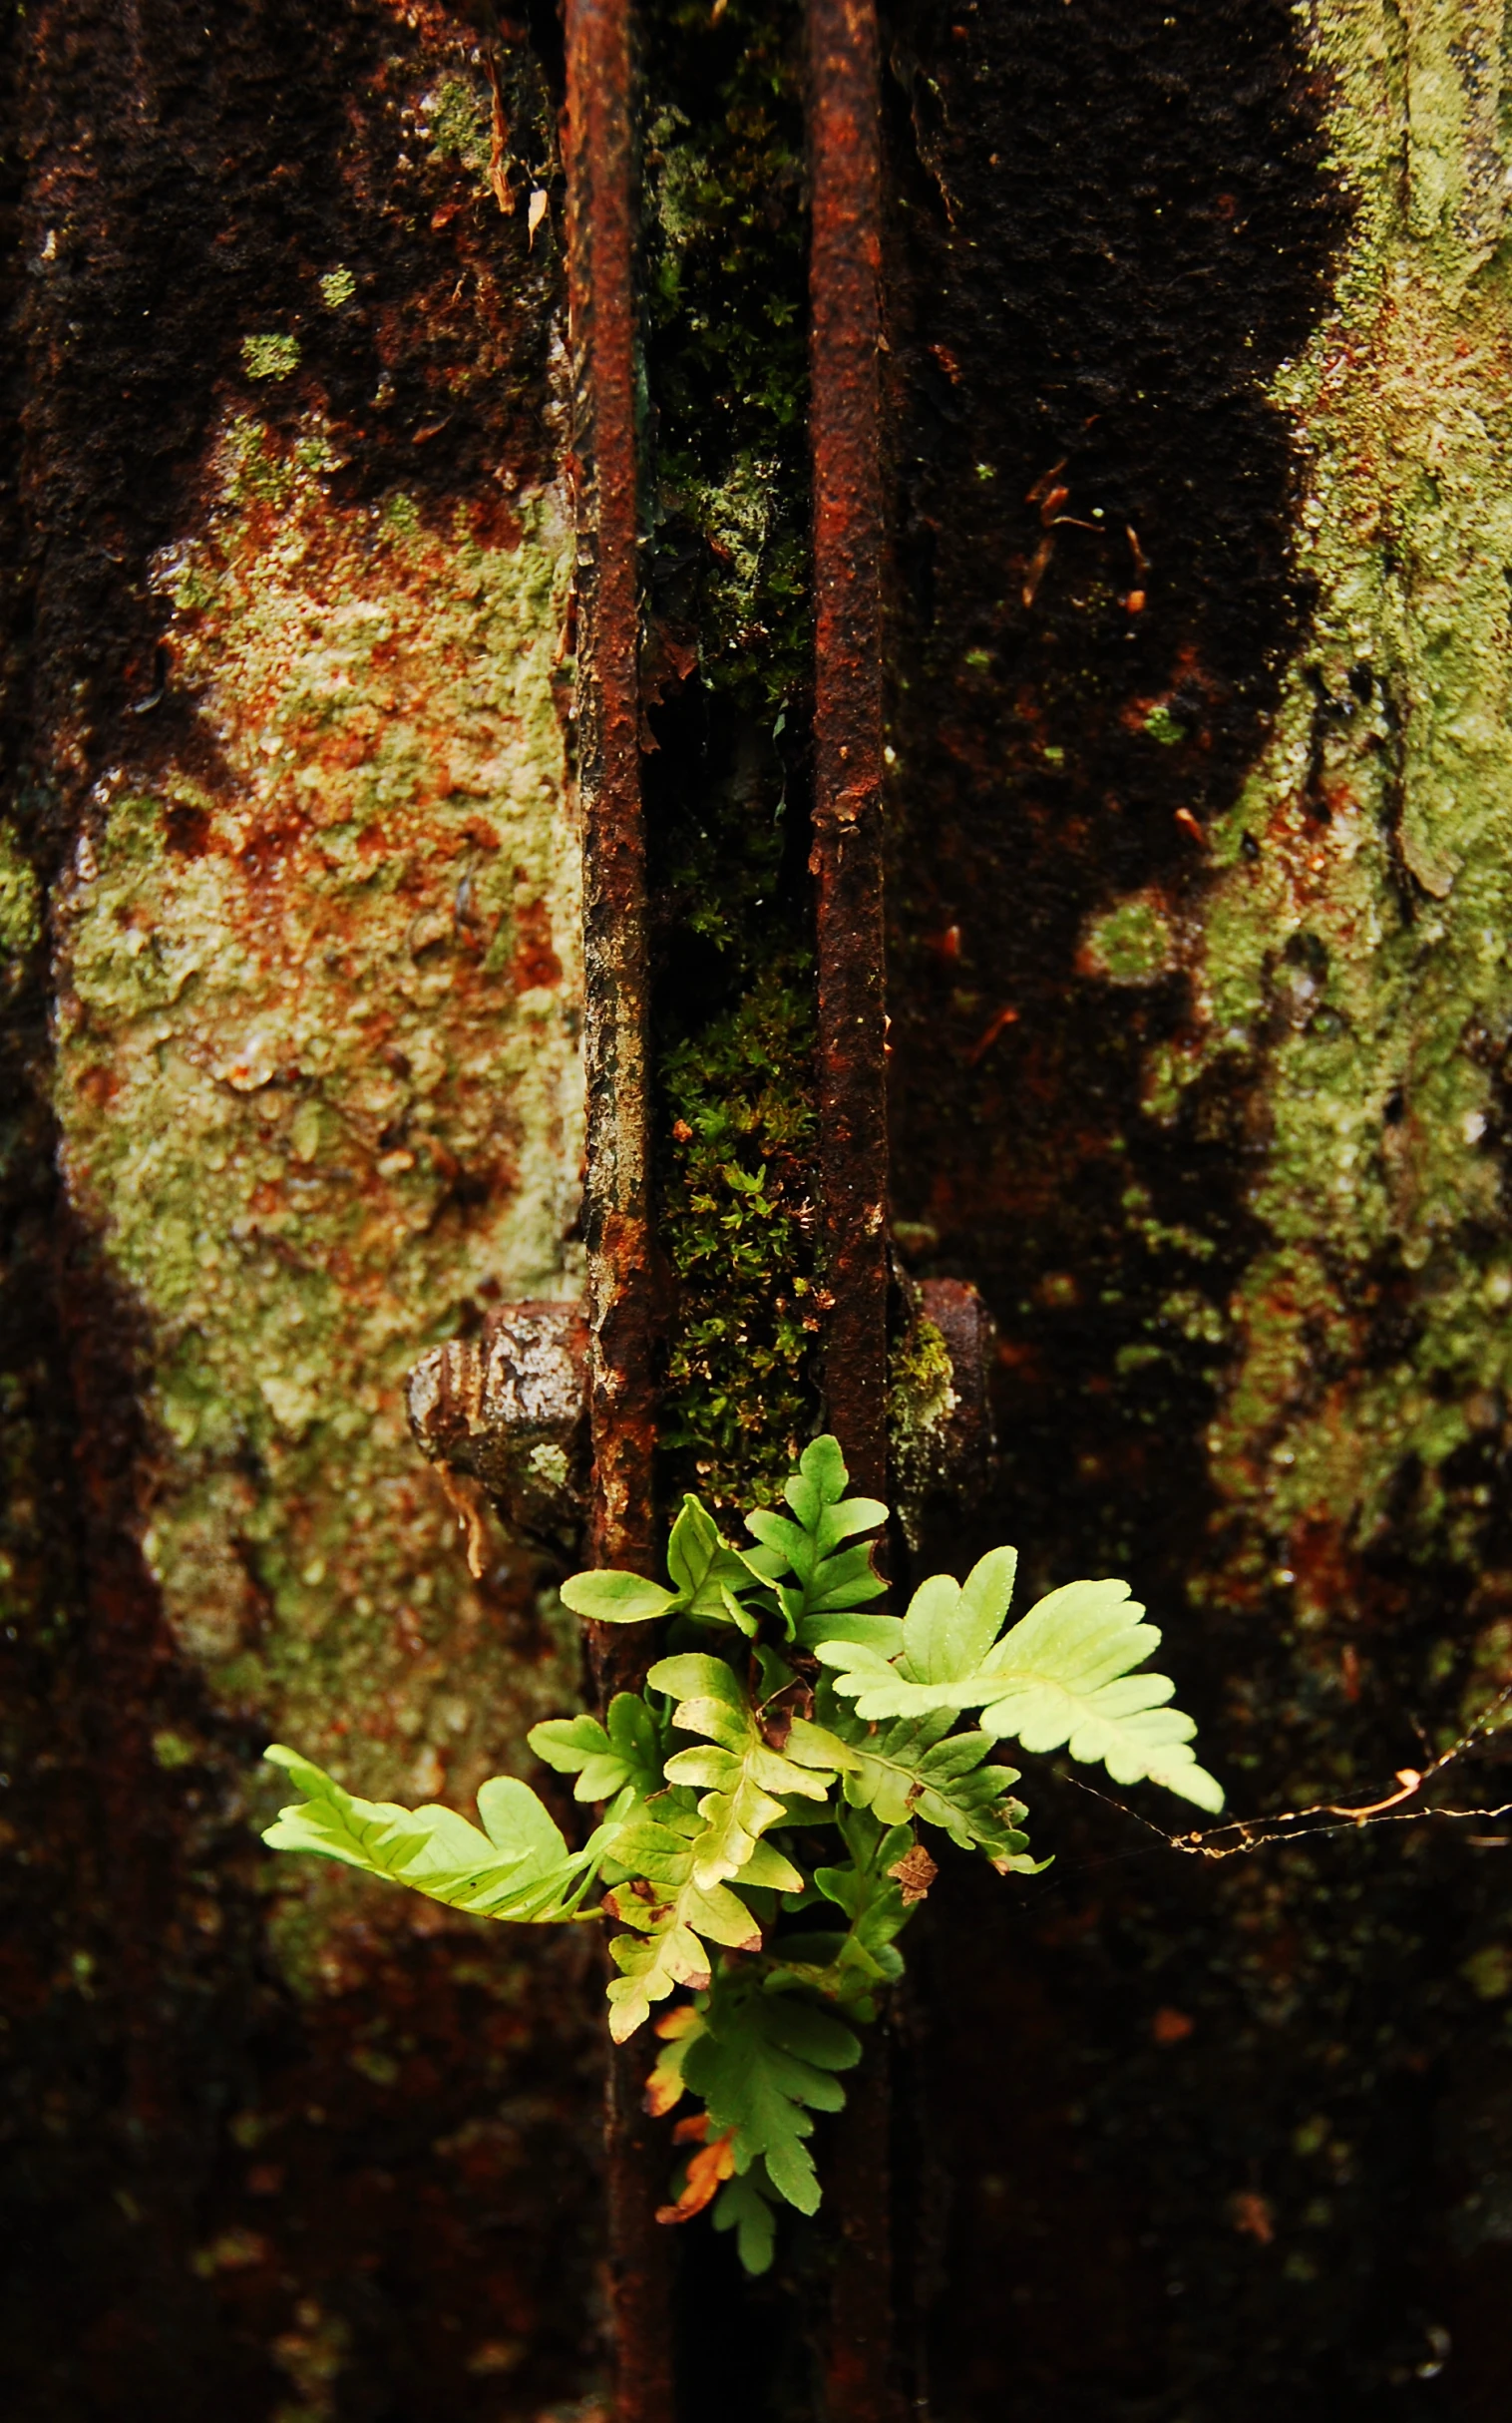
[75,1064,119,1111]
[1285,1513,1362,1630]
[1229,2193,1276,2246]
[511,894,563,991]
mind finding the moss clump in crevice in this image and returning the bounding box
[638,0,811,942]
[638,0,819,1506]
[421,70,492,175]
[659,965,817,1510]
[640,0,809,716]
[240,333,301,382]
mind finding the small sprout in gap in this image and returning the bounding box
[241,333,301,381]
[262,1436,1220,2272]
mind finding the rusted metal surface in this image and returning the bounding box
[808,0,889,1504]
[807,9,900,2415]
[822,2029,905,2423]
[881,9,1511,2418]
[5,3,604,2413]
[566,0,659,1623]
[565,10,675,2421]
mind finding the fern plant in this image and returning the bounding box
[262,1436,1221,2272]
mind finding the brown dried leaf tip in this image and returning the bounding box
[887,1844,939,1905]
[654,2116,737,2225]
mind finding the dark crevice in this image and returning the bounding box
[637,0,821,1519]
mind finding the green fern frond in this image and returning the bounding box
[261,1430,1227,2277]
[260,1746,609,1919]
[816,1561,1224,1812]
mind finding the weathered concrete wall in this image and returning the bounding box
[7,0,1512,2417]
[887,1,1512,2415]
[52,417,582,1826]
[1,6,604,2417]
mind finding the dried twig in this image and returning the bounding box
[1059,1679,1512,1860]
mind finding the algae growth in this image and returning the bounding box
[640,0,819,1505]
[53,410,583,1802]
[659,965,818,1507]
[1101,0,1512,1654]
[0,820,41,988]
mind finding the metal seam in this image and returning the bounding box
[566,0,658,1607]
[809,0,890,1504]
[564,11,674,2420]
[807,6,902,2417]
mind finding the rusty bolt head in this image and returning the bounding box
[407,1301,589,1556]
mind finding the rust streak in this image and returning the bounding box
[809,0,889,1503]
[808,12,901,2421]
[564,10,673,2423]
[566,0,657,1616]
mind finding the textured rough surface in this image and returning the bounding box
[886,1,1512,2416]
[53,424,583,1782]
[9,0,1512,2415]
[1190,0,1512,1611]
[1,6,605,2419]
[809,0,890,1515]
[641,0,821,1513]
[407,1301,589,1552]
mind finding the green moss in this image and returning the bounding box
[423,72,490,173]
[1081,892,1175,987]
[0,821,40,994]
[659,966,817,1509]
[218,414,297,510]
[888,1317,958,1544]
[152,1729,198,1772]
[54,408,583,1832]
[1462,1943,1512,2001]
[319,267,356,310]
[889,1317,954,1438]
[642,0,809,714]
[640,0,820,1509]
[1142,703,1186,746]
[241,333,301,381]
[1124,4,1512,1624]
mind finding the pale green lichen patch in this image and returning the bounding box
[421,73,491,176]
[53,409,582,1829]
[319,267,356,311]
[0,821,41,994]
[1079,890,1176,987]
[889,1316,957,1548]
[241,333,301,381]
[1142,2,1512,1627]
[1142,702,1186,747]
[890,1316,955,1434]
